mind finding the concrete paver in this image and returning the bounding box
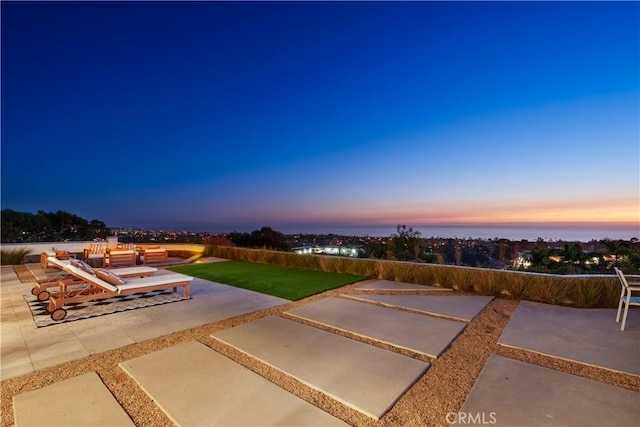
[356,280,451,291]
[457,354,640,426]
[212,315,430,419]
[286,297,466,357]
[499,301,640,375]
[13,372,135,426]
[344,294,493,322]
[1,267,288,380]
[120,340,348,426]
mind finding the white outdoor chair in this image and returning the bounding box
[614,267,640,331]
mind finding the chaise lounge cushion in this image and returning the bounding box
[47,256,72,270]
[95,269,126,286]
[116,274,193,293]
[61,265,192,298]
[64,265,118,292]
[71,259,95,275]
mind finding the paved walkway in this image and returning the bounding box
[3,271,639,426]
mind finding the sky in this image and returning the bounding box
[2,1,639,236]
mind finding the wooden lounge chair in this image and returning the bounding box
[32,257,158,302]
[45,264,192,321]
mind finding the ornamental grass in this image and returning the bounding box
[204,246,620,308]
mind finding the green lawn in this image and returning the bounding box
[169,260,366,300]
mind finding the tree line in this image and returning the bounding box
[1,209,109,243]
[205,226,290,251]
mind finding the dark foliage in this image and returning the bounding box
[1,209,109,243]
[227,226,290,251]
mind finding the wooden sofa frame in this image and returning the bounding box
[104,249,137,268]
[141,248,168,265]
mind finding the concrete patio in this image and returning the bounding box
[2,269,639,426]
[1,262,288,380]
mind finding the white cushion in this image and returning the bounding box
[64,264,118,292]
[47,257,71,269]
[117,274,193,294]
[111,266,157,276]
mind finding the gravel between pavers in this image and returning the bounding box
[2,282,639,427]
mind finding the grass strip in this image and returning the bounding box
[169,260,366,300]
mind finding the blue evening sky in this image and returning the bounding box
[2,1,638,233]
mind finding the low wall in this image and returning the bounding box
[1,241,206,263]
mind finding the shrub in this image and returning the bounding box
[528,275,570,305]
[1,247,31,265]
[501,272,530,300]
[568,278,611,308]
[449,267,474,292]
[471,270,501,296]
[598,277,621,308]
[432,266,454,289]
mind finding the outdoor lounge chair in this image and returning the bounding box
[45,264,192,321]
[614,267,640,331]
[32,256,158,302]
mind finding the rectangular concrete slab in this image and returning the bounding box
[212,316,430,419]
[120,341,346,426]
[286,297,466,357]
[499,301,640,375]
[345,294,493,322]
[458,354,640,426]
[356,280,451,291]
[13,372,134,427]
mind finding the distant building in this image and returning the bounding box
[292,245,362,257]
